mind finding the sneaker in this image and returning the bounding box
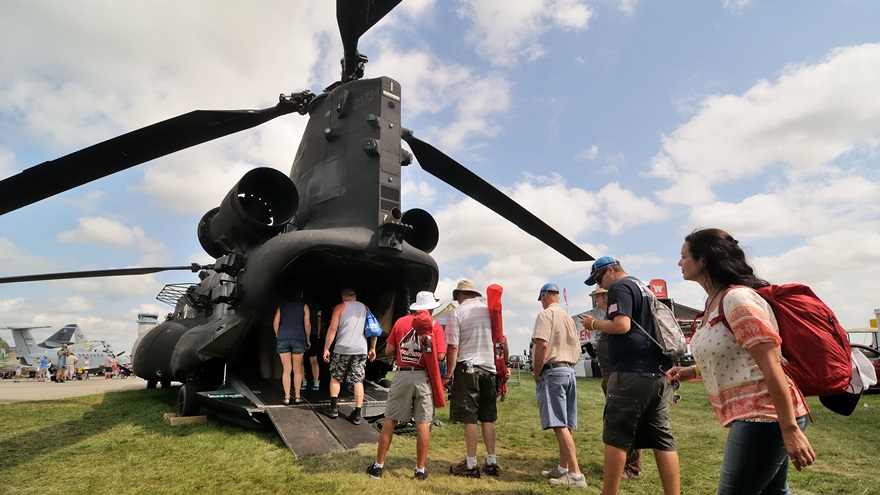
[365,463,383,479]
[413,469,428,481]
[449,459,480,478]
[548,472,588,488]
[301,380,308,388]
[541,466,567,479]
[312,380,320,391]
[323,405,339,419]
[482,462,501,477]
[349,411,362,425]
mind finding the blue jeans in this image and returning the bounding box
[717,415,808,495]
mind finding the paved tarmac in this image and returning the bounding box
[0,376,150,404]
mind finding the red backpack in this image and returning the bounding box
[717,284,853,400]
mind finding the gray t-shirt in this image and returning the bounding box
[334,301,367,355]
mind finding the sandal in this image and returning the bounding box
[294,397,303,404]
[282,397,290,406]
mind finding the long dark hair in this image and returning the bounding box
[685,228,769,289]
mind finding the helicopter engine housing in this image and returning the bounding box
[198,168,299,258]
[400,208,438,253]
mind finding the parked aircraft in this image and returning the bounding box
[2,324,126,374]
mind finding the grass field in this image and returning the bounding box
[1,375,878,495]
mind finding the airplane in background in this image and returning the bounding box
[2,324,128,374]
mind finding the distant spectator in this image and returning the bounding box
[104,354,114,379]
[67,351,78,381]
[39,356,50,382]
[56,344,69,383]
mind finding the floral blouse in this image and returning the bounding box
[691,287,808,427]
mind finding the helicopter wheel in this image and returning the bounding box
[146,379,158,389]
[177,381,201,417]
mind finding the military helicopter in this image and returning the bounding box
[0,0,591,455]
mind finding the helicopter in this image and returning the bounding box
[0,0,592,455]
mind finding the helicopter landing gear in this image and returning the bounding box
[146,378,157,389]
[177,381,201,417]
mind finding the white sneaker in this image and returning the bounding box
[541,466,567,479]
[548,472,588,488]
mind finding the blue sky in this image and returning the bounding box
[2,0,879,357]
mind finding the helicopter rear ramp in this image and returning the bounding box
[266,404,378,457]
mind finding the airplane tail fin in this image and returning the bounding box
[39,324,78,348]
[73,325,89,344]
[6,327,45,356]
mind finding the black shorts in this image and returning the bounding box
[603,371,676,451]
[449,363,497,424]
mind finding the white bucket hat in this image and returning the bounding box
[410,291,442,311]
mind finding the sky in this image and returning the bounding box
[2,0,879,358]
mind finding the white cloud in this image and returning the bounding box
[652,43,880,206]
[57,217,169,264]
[722,0,752,12]
[576,145,599,161]
[456,0,593,66]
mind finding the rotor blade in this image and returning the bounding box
[337,0,402,76]
[0,104,297,216]
[403,134,594,262]
[0,264,208,285]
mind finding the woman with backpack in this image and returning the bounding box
[666,228,814,495]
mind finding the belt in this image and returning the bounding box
[396,366,426,372]
[542,361,574,371]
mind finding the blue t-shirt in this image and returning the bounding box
[606,276,671,372]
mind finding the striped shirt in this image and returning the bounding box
[445,298,496,373]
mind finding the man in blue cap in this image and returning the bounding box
[532,283,588,488]
[581,257,681,495]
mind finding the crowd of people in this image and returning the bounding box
[273,228,814,494]
[8,346,125,382]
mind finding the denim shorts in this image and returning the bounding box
[276,338,308,354]
[536,366,578,430]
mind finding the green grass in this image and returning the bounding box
[1,377,879,495]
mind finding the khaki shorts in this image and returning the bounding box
[385,369,434,423]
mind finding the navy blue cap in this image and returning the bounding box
[584,256,618,286]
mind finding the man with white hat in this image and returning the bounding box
[444,279,501,478]
[366,291,446,481]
